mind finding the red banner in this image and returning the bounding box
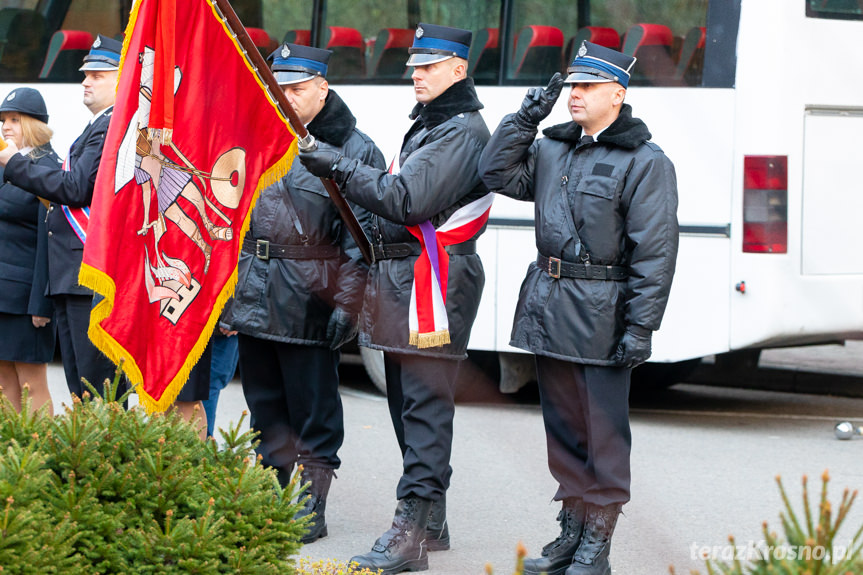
[80,0,296,412]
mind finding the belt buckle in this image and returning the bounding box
[256,239,269,260]
[547,256,561,279]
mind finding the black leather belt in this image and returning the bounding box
[537,254,628,281]
[373,240,476,260]
[243,238,339,260]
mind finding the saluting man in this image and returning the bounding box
[479,42,679,575]
[222,43,384,544]
[0,35,123,400]
[300,22,492,575]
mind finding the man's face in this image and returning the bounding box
[82,70,118,114]
[411,59,461,105]
[567,81,625,135]
[282,77,328,125]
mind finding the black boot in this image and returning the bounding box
[523,498,585,575]
[295,466,334,544]
[425,494,449,551]
[349,496,432,574]
[564,503,621,575]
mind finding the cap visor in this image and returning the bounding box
[406,53,454,67]
[563,71,615,84]
[274,70,317,85]
[79,62,119,71]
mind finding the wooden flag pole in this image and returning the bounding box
[211,0,374,265]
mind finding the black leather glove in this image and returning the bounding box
[326,306,359,350]
[515,72,565,128]
[298,147,343,179]
[613,325,652,368]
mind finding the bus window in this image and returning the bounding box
[59,0,123,39]
[502,0,708,86]
[260,0,312,51]
[806,0,863,19]
[324,0,499,83]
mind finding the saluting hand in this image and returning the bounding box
[0,138,19,167]
[516,72,565,128]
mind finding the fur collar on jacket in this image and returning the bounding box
[307,89,357,147]
[409,77,483,130]
[542,104,652,150]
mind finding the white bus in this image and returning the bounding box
[2,0,861,392]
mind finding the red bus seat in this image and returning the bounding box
[621,23,675,85]
[282,29,311,46]
[565,26,620,64]
[510,25,563,82]
[39,30,94,81]
[367,27,413,80]
[324,26,364,80]
[247,27,277,59]
[468,27,499,82]
[674,26,706,86]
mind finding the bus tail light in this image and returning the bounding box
[743,155,787,253]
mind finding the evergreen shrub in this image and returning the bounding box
[0,379,308,574]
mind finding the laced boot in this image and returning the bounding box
[523,498,586,575]
[349,496,432,574]
[564,503,622,575]
[425,494,450,551]
[295,466,334,544]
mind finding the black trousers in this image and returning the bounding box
[238,334,344,487]
[384,352,459,502]
[53,293,123,400]
[535,355,632,507]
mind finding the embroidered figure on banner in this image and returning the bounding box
[114,46,246,324]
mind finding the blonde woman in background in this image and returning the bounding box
[0,87,60,414]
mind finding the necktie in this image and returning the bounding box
[579,135,594,148]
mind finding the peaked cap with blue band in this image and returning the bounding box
[79,34,122,71]
[406,23,472,66]
[565,41,636,88]
[270,43,332,85]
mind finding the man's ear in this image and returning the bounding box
[612,86,626,106]
[452,58,467,80]
[319,79,329,101]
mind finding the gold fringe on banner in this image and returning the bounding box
[409,330,451,349]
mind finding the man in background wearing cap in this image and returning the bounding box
[0,34,123,401]
[300,22,491,574]
[221,42,384,544]
[479,41,678,575]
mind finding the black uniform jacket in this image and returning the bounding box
[0,145,60,317]
[224,90,384,345]
[479,104,679,365]
[341,78,491,359]
[2,107,113,296]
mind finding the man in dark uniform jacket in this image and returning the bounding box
[0,35,122,399]
[300,23,492,575]
[222,43,384,544]
[479,42,679,575]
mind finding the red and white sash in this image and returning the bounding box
[61,145,90,244]
[390,150,493,347]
